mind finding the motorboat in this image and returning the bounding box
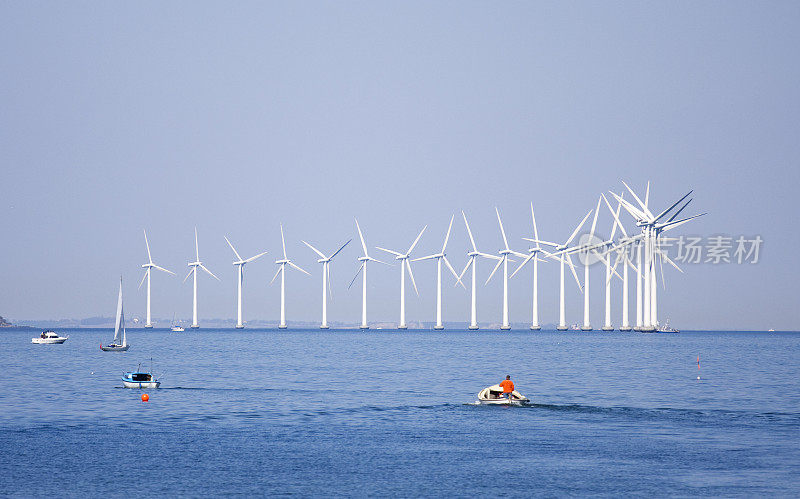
[32,330,69,344]
[122,363,161,389]
[656,319,679,333]
[170,313,184,332]
[475,384,531,406]
[101,278,130,351]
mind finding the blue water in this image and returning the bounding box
[1,328,798,496]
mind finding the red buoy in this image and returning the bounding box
[141,393,149,402]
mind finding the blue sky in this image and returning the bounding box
[2,1,798,329]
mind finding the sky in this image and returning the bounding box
[1,1,798,330]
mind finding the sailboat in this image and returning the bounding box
[101,278,130,352]
[170,313,184,332]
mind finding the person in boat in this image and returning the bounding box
[499,375,515,399]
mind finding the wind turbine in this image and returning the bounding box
[457,211,502,330]
[413,215,465,330]
[224,236,268,329]
[598,195,624,331]
[578,198,602,331]
[303,238,351,329]
[377,225,427,330]
[183,228,220,329]
[610,182,704,330]
[271,224,310,329]
[511,203,552,330]
[139,229,175,328]
[485,208,527,330]
[348,219,389,329]
[531,210,592,330]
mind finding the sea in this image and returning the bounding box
[1,328,798,497]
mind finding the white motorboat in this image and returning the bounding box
[170,313,184,332]
[101,278,130,352]
[475,384,531,406]
[656,319,679,334]
[32,330,69,344]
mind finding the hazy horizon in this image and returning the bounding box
[2,2,799,330]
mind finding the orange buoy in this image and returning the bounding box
[141,393,149,402]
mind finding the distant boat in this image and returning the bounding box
[101,278,130,352]
[32,330,68,344]
[657,319,679,334]
[122,363,160,389]
[768,328,775,332]
[170,313,184,332]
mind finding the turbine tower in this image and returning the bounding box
[183,228,220,329]
[485,208,527,330]
[457,211,501,330]
[377,225,427,330]
[224,236,268,329]
[598,194,624,331]
[348,219,389,329]
[303,238,352,329]
[511,203,552,330]
[139,229,175,328]
[271,224,310,329]
[580,198,602,331]
[413,215,465,330]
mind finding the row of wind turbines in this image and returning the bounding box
[137,181,703,331]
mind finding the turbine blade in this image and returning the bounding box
[183,268,194,283]
[224,236,243,261]
[609,191,648,221]
[443,256,465,288]
[303,240,327,259]
[329,239,351,260]
[667,198,693,223]
[143,229,152,264]
[288,261,311,275]
[530,203,540,247]
[589,197,601,237]
[523,238,559,247]
[270,265,283,284]
[280,224,287,259]
[661,213,707,231]
[495,207,509,250]
[327,264,333,300]
[462,210,477,252]
[485,257,503,285]
[442,214,454,253]
[244,251,268,263]
[566,253,582,292]
[457,257,473,282]
[407,225,427,255]
[644,181,650,209]
[510,253,535,279]
[348,263,364,290]
[138,270,148,290]
[367,257,391,266]
[355,218,368,256]
[565,210,593,246]
[200,264,220,281]
[602,193,628,239]
[621,180,654,219]
[376,247,403,257]
[655,190,693,223]
[477,251,502,261]
[152,265,176,275]
[406,260,419,296]
[194,227,199,261]
[411,254,438,262]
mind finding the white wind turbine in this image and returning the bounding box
[271,224,310,329]
[610,183,703,330]
[531,210,592,330]
[413,215,465,330]
[183,228,220,329]
[377,225,427,330]
[457,211,502,330]
[139,229,175,328]
[303,238,351,329]
[511,203,553,330]
[348,219,390,329]
[485,208,528,330]
[580,198,602,331]
[224,236,268,329]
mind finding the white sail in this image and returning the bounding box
[113,278,124,345]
